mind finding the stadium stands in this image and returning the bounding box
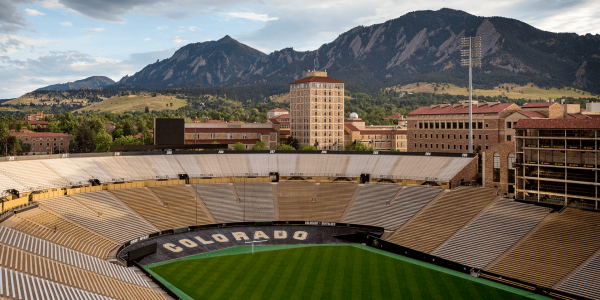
[486,208,600,288]
[9,208,117,258]
[37,191,157,243]
[0,226,148,287]
[386,187,498,253]
[233,183,276,221]
[278,182,356,222]
[432,200,550,269]
[194,183,243,223]
[557,250,600,299]
[69,157,114,182]
[149,185,213,227]
[0,161,68,191]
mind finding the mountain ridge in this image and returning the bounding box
[36,76,115,91]
[115,8,600,93]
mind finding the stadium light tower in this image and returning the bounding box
[461,36,482,154]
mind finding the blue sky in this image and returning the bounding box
[0,0,599,99]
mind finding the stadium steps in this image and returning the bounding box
[111,187,176,230]
[385,187,497,253]
[194,183,244,223]
[185,185,218,224]
[485,208,600,288]
[0,226,150,287]
[0,244,166,300]
[10,207,118,258]
[108,190,161,232]
[149,185,213,228]
[341,184,401,227]
[431,199,551,269]
[555,247,600,299]
[233,183,276,222]
[230,183,242,202]
[338,184,365,222]
[272,183,280,220]
[384,189,448,239]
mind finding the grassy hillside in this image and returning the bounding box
[5,92,100,105]
[75,93,187,113]
[387,83,600,101]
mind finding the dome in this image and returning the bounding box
[349,112,359,119]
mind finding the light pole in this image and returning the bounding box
[461,36,482,154]
[245,239,267,253]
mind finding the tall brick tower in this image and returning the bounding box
[289,71,344,150]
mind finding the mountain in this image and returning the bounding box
[117,9,600,94]
[117,35,266,89]
[36,76,115,91]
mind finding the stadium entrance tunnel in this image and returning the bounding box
[119,223,382,266]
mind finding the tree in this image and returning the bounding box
[74,122,96,153]
[233,142,245,151]
[112,135,140,146]
[299,144,316,151]
[285,136,299,149]
[141,128,153,145]
[145,106,150,113]
[345,140,374,151]
[251,141,268,150]
[122,120,135,136]
[95,131,113,152]
[277,143,295,150]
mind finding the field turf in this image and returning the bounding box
[147,245,547,300]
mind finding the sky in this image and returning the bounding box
[0,0,599,99]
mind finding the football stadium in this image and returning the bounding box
[0,151,598,300]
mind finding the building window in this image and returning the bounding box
[507,122,512,129]
[508,154,515,169]
[210,133,215,139]
[460,145,462,150]
[442,134,444,139]
[425,134,428,138]
[507,135,512,141]
[454,145,456,149]
[227,133,232,139]
[493,152,501,182]
[486,135,488,140]
[478,122,483,129]
[479,135,481,140]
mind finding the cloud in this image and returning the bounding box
[172,35,188,44]
[143,38,151,41]
[24,8,45,16]
[0,35,29,55]
[60,21,72,26]
[0,0,29,33]
[85,28,105,35]
[156,26,167,30]
[228,12,278,22]
[188,26,201,32]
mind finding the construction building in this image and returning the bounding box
[289,71,344,150]
[514,118,599,210]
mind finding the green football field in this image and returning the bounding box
[146,244,549,300]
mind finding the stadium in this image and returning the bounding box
[0,151,598,300]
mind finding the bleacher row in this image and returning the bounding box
[0,154,473,192]
[1,181,600,299]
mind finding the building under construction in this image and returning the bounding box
[514,118,599,210]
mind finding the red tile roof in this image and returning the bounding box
[268,108,288,112]
[279,129,290,135]
[344,123,360,131]
[505,141,515,147]
[569,113,589,119]
[515,111,546,118]
[268,118,280,124]
[276,114,290,119]
[408,103,516,115]
[522,102,558,107]
[290,76,344,84]
[514,119,600,129]
[588,115,600,119]
[185,128,276,134]
[186,139,261,144]
[11,131,70,138]
[28,120,49,125]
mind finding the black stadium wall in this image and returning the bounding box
[120,224,382,266]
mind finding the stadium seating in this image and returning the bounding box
[175,155,204,177]
[37,191,157,243]
[40,158,94,185]
[386,187,497,253]
[121,156,158,179]
[486,208,600,288]
[149,185,213,227]
[0,226,148,287]
[10,208,117,258]
[278,182,356,222]
[432,199,550,269]
[0,161,69,191]
[233,183,276,221]
[0,244,165,299]
[70,157,114,182]
[194,183,244,223]
[557,250,600,299]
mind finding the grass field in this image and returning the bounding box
[75,93,187,113]
[387,82,599,100]
[147,245,548,300]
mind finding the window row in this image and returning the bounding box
[417,121,487,129]
[415,133,489,140]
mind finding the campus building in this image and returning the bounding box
[184,122,278,150]
[407,101,521,153]
[25,112,53,121]
[289,71,345,150]
[268,113,291,144]
[10,129,71,155]
[344,113,408,151]
[514,118,599,210]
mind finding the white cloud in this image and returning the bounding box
[228,12,278,22]
[60,21,72,26]
[143,38,151,41]
[85,28,105,35]
[172,35,188,44]
[24,8,45,16]
[156,25,167,30]
[188,26,201,32]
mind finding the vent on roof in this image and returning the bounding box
[430,104,440,109]
[440,104,450,108]
[487,101,501,107]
